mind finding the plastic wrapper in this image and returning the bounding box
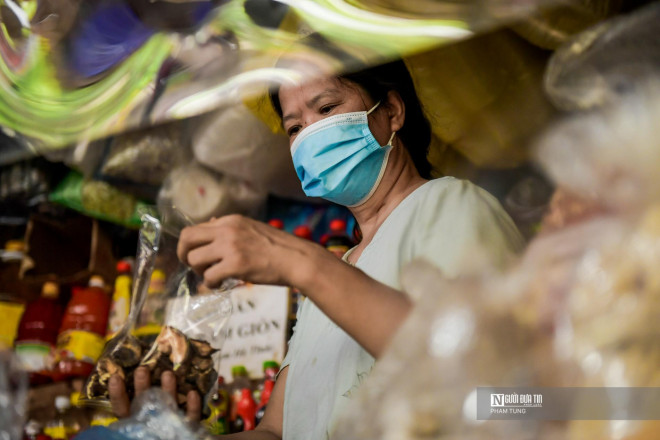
[157,161,266,224]
[536,78,660,215]
[545,1,660,111]
[0,350,28,440]
[49,171,149,227]
[77,389,213,440]
[99,122,192,187]
[81,208,233,411]
[192,102,303,199]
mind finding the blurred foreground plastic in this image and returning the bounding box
[0,350,29,440]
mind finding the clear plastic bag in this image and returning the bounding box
[0,350,28,440]
[77,389,213,440]
[81,206,233,410]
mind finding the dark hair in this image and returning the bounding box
[269,37,432,179]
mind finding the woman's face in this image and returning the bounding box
[278,76,394,147]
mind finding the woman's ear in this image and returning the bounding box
[386,90,405,133]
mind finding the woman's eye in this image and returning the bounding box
[320,105,336,115]
[287,126,301,137]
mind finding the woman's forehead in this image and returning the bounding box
[279,77,365,109]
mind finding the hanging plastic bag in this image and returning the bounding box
[157,161,266,224]
[81,207,233,411]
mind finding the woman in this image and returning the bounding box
[109,58,524,439]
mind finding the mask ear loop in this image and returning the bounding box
[366,101,381,115]
[386,131,396,147]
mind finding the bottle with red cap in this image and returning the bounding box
[292,224,312,241]
[324,218,355,259]
[56,276,111,378]
[267,218,284,230]
[255,360,279,425]
[14,281,64,384]
[106,259,133,340]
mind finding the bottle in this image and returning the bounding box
[14,281,64,384]
[324,219,354,259]
[0,240,27,349]
[69,392,90,432]
[229,365,253,433]
[267,219,284,230]
[44,396,81,439]
[106,260,133,340]
[255,361,279,425]
[134,269,167,345]
[292,225,312,241]
[236,388,257,432]
[204,376,231,435]
[56,276,111,378]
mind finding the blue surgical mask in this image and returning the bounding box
[290,102,396,207]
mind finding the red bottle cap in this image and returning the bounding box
[329,219,347,233]
[319,233,330,246]
[268,219,284,229]
[116,260,132,273]
[293,225,312,240]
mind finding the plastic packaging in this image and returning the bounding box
[49,171,149,227]
[15,281,63,383]
[81,208,233,410]
[192,103,303,199]
[56,276,111,378]
[76,389,212,440]
[545,1,660,111]
[157,162,266,224]
[0,350,28,440]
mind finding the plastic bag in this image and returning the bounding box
[157,161,266,224]
[77,389,212,440]
[191,102,304,199]
[81,207,233,410]
[49,171,149,227]
[545,1,660,111]
[0,350,28,440]
[99,122,192,187]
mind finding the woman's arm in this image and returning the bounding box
[178,215,412,358]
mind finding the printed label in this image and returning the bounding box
[57,330,105,363]
[0,302,24,348]
[15,342,52,372]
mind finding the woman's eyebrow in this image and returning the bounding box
[282,89,341,125]
[307,90,341,108]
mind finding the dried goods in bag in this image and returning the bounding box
[81,208,233,410]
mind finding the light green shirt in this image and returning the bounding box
[281,177,524,440]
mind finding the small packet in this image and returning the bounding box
[81,206,233,410]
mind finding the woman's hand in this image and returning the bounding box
[177,214,313,288]
[108,366,201,421]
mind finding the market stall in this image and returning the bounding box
[1,0,659,439]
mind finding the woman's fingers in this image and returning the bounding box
[161,370,178,402]
[186,242,222,276]
[108,374,131,418]
[177,225,216,265]
[134,366,151,397]
[186,390,202,422]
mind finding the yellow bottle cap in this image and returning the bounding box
[42,281,60,299]
[4,240,25,252]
